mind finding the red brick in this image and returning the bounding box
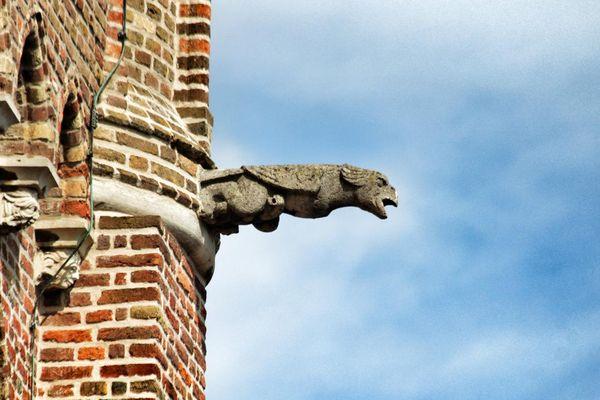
[43,312,81,326]
[98,216,163,230]
[115,272,127,285]
[78,346,105,360]
[43,329,92,343]
[68,292,91,307]
[41,366,92,381]
[96,234,110,250]
[115,308,128,321]
[130,234,163,250]
[97,287,161,305]
[109,344,125,359]
[96,253,163,268]
[39,348,74,362]
[131,270,161,284]
[86,309,113,323]
[98,326,161,341]
[114,235,127,248]
[179,4,211,18]
[129,343,162,360]
[74,273,110,287]
[179,38,210,54]
[58,163,89,179]
[100,363,160,378]
[60,199,90,218]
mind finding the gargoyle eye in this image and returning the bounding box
[376,177,387,187]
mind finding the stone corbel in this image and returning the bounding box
[0,156,59,233]
[34,216,93,290]
[0,93,20,133]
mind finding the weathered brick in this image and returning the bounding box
[115,272,127,285]
[98,325,161,341]
[47,384,74,397]
[116,307,128,321]
[112,381,127,395]
[114,234,128,248]
[43,312,81,326]
[96,253,163,268]
[130,234,163,250]
[179,4,211,18]
[61,199,90,218]
[116,132,159,155]
[80,381,108,396]
[43,329,92,343]
[97,287,161,304]
[130,379,160,393]
[86,309,113,323]
[100,363,160,378]
[68,292,92,307]
[130,305,162,320]
[98,215,163,230]
[151,162,185,186]
[40,348,74,362]
[96,234,110,250]
[131,269,161,284]
[109,344,125,359]
[129,154,149,171]
[41,366,92,381]
[74,273,110,287]
[94,145,126,163]
[129,343,168,368]
[78,346,106,360]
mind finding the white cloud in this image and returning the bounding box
[205,1,600,399]
[211,0,600,105]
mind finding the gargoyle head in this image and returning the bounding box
[341,165,398,219]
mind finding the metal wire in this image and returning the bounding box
[28,1,127,396]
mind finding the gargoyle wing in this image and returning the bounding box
[242,165,323,193]
[200,168,244,185]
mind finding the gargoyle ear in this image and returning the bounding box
[341,164,369,186]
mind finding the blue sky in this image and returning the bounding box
[204,1,600,399]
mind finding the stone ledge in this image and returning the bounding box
[93,177,217,280]
[0,93,20,132]
[0,156,60,193]
[34,215,93,251]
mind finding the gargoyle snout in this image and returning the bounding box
[382,186,398,208]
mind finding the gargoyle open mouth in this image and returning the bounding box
[382,197,398,207]
[374,191,398,219]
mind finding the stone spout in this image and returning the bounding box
[199,164,398,235]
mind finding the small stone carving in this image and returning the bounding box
[199,164,398,234]
[0,189,39,232]
[35,250,81,290]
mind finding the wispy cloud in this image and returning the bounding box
[206,1,600,399]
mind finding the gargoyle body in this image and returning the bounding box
[199,164,397,234]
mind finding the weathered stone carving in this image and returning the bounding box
[199,164,398,234]
[35,250,81,290]
[0,189,39,232]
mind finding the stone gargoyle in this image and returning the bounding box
[199,164,398,234]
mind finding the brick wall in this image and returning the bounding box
[0,0,214,219]
[36,214,208,399]
[0,228,37,400]
[0,1,215,398]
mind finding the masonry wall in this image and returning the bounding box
[0,0,215,399]
[0,228,36,399]
[36,215,208,399]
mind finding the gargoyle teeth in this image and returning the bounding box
[382,197,398,207]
